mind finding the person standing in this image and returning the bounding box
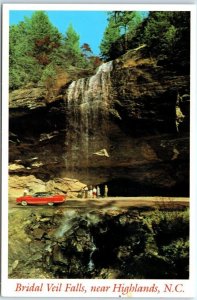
[81,188,85,198]
[84,186,88,198]
[23,187,29,196]
[93,187,97,199]
[88,186,93,198]
[104,185,108,197]
[96,186,101,198]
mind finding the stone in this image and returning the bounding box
[40,218,51,223]
[9,164,25,171]
[52,244,67,265]
[32,228,45,240]
[31,253,43,261]
[12,260,19,270]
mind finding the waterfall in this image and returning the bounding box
[64,61,113,171]
[88,236,97,272]
[55,210,77,238]
[55,210,101,238]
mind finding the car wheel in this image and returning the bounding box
[48,202,54,206]
[21,201,27,206]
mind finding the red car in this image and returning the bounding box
[16,192,66,206]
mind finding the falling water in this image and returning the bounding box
[64,61,113,171]
[88,235,97,272]
[55,210,101,238]
[54,210,100,272]
[55,210,77,238]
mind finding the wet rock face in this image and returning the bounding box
[9,49,189,195]
[10,208,189,279]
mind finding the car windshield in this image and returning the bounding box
[32,192,53,197]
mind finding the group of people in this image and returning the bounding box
[80,185,108,199]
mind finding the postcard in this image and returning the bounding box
[1,3,196,298]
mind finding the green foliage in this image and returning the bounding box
[23,11,61,66]
[100,10,190,68]
[100,11,143,60]
[9,12,95,90]
[110,11,143,51]
[100,17,121,60]
[143,208,189,234]
[165,25,177,48]
[135,11,190,67]
[112,208,189,279]
[140,208,189,278]
[10,10,190,90]
[41,63,57,83]
[65,24,80,49]
[151,209,189,247]
[162,239,189,260]
[9,12,59,90]
[27,11,59,41]
[161,238,189,278]
[9,22,42,89]
[62,24,86,67]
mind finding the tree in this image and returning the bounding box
[100,17,121,60]
[9,11,62,90]
[81,43,93,63]
[9,22,42,89]
[100,11,143,60]
[140,11,190,66]
[63,24,85,67]
[109,11,142,51]
[80,43,94,68]
[168,11,190,66]
[26,11,61,65]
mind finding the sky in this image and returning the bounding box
[9,10,108,55]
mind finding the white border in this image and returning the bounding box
[1,3,196,10]
[1,3,196,298]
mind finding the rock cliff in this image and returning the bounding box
[9,47,189,196]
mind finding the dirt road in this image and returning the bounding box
[9,196,189,210]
